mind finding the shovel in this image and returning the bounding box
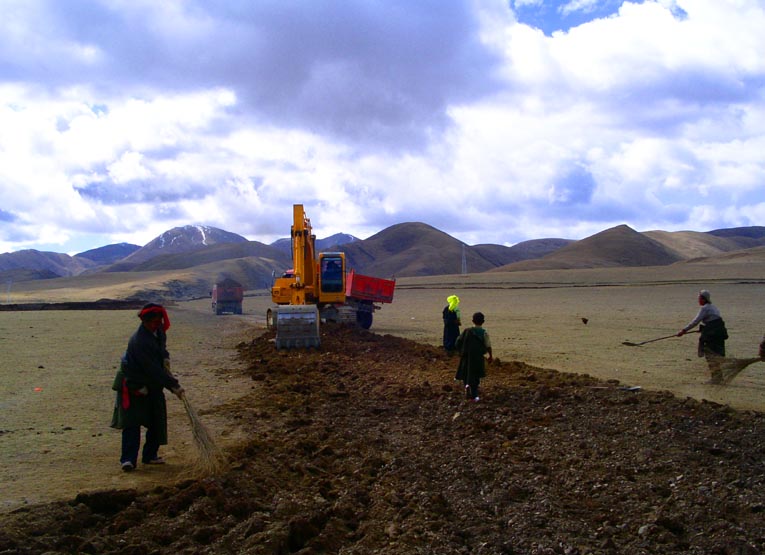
[622,329,699,347]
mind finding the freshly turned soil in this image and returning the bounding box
[1,323,764,554]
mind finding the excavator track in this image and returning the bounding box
[321,304,356,325]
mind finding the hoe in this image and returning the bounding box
[622,329,699,347]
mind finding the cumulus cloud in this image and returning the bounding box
[0,0,764,254]
[3,1,502,150]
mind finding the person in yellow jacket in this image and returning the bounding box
[442,294,462,353]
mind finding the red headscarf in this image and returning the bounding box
[138,304,171,331]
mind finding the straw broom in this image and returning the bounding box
[718,357,762,385]
[179,392,227,474]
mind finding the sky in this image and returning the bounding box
[1,0,764,255]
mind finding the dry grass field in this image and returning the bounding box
[0,301,256,512]
[2,261,764,516]
[252,260,765,411]
[369,269,765,412]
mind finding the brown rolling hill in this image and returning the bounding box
[272,232,359,255]
[340,222,499,278]
[677,244,765,265]
[472,238,572,267]
[172,255,292,298]
[492,224,682,271]
[493,225,765,273]
[708,225,765,241]
[0,249,98,277]
[117,241,289,273]
[0,267,61,283]
[105,242,292,299]
[75,243,141,265]
[8,253,297,303]
[101,224,567,292]
[5,221,765,300]
[643,229,765,260]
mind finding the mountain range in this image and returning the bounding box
[1,223,764,300]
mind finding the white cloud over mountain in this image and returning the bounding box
[0,0,763,253]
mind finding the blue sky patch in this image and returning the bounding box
[512,0,642,35]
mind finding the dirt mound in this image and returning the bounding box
[2,325,765,554]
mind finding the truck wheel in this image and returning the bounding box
[357,311,373,330]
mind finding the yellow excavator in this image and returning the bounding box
[267,204,395,349]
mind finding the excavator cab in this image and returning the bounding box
[318,253,345,296]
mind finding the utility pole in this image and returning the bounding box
[461,244,467,275]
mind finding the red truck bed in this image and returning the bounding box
[345,269,395,303]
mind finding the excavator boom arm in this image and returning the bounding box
[291,204,316,294]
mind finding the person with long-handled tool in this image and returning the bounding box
[676,290,728,384]
[111,303,184,472]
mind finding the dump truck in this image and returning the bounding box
[267,204,395,349]
[344,269,395,330]
[212,278,244,315]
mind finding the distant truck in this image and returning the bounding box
[212,278,244,315]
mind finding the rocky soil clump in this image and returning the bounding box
[1,324,765,554]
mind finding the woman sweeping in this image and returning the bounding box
[111,303,184,471]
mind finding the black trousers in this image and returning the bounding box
[466,377,480,399]
[121,426,160,465]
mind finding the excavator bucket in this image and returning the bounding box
[274,305,320,349]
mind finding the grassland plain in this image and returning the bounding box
[0,300,255,512]
[249,262,765,410]
[1,262,764,514]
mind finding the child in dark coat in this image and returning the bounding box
[455,312,493,401]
